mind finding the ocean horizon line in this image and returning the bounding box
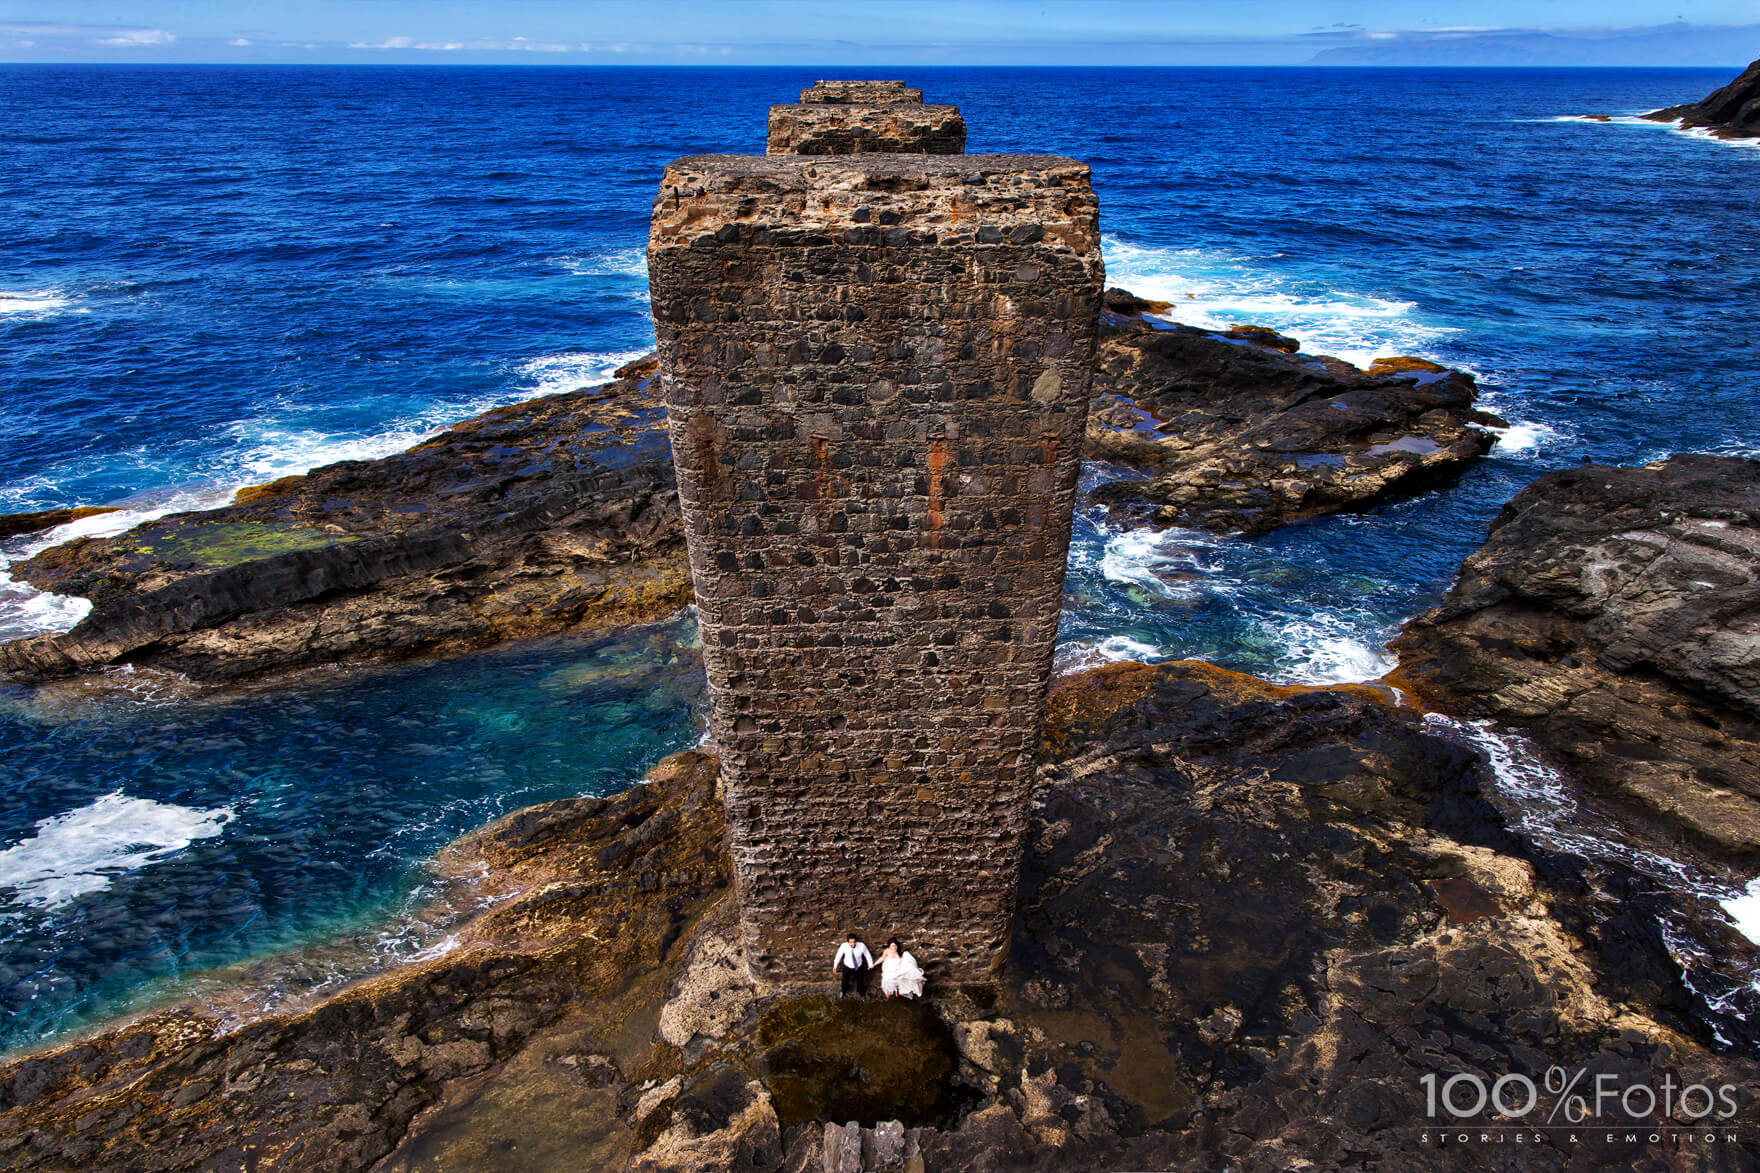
[0,60,1745,71]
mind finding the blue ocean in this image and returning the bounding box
[1,65,1756,1053]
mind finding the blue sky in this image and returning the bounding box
[2,1,1757,66]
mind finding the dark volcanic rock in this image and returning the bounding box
[1394,454,1760,865]
[987,661,1759,1171]
[6,664,1755,1172]
[0,506,120,540]
[0,360,689,684]
[1086,290,1496,535]
[1645,55,1760,139]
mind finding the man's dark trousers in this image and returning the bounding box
[838,963,867,998]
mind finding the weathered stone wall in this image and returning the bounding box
[766,102,967,156]
[650,116,1102,982]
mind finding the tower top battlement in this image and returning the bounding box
[799,80,924,104]
[767,78,967,155]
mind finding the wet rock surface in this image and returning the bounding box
[0,506,120,540]
[1085,288,1496,535]
[1645,55,1760,140]
[5,661,1754,1171]
[1394,454,1760,868]
[0,360,689,685]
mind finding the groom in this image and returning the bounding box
[831,933,874,998]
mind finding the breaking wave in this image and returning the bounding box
[0,793,233,910]
[1100,235,1459,370]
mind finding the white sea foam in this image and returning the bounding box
[0,291,77,316]
[1097,526,1215,603]
[1265,616,1396,685]
[0,581,92,643]
[1667,124,1760,152]
[1079,514,1396,686]
[516,348,651,398]
[1101,235,1457,370]
[0,793,233,909]
[1724,879,1760,946]
[226,348,647,483]
[1058,633,1163,672]
[0,484,242,642]
[1572,114,1760,153]
[554,247,648,278]
[1489,419,1564,455]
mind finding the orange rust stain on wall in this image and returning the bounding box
[927,437,948,547]
[689,415,722,485]
[811,436,834,501]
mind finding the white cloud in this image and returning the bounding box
[227,38,252,47]
[348,34,582,53]
[95,28,175,47]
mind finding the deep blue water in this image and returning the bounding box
[0,65,1756,1052]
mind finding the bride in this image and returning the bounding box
[878,938,926,1000]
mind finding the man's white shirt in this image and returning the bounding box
[833,941,874,969]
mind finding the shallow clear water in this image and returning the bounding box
[1,65,1757,1052]
[0,616,703,1048]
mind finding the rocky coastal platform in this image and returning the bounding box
[3,645,1756,1171]
[0,360,689,685]
[1,292,1500,687]
[1085,289,1498,535]
[1644,56,1760,140]
[1394,454,1760,869]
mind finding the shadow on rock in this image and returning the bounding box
[757,996,971,1130]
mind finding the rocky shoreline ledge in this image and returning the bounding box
[1395,454,1760,871]
[0,360,689,685]
[1644,55,1760,141]
[3,653,1756,1171]
[1,292,1493,687]
[1088,290,1497,535]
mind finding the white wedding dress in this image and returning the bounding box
[881,950,926,999]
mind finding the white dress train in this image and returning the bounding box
[881,950,926,999]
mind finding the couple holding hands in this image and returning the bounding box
[831,933,925,1000]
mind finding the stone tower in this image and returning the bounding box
[648,82,1103,982]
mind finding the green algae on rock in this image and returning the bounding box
[121,519,359,571]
